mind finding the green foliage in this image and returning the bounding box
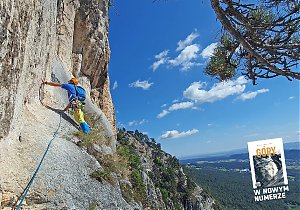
[74,127,109,147]
[183,149,300,209]
[174,201,184,210]
[119,181,134,203]
[160,187,169,202]
[153,157,163,167]
[116,129,203,209]
[74,112,111,147]
[249,7,274,24]
[117,141,147,202]
[152,152,196,209]
[83,112,99,128]
[131,169,147,202]
[88,200,98,210]
[118,139,142,171]
[90,170,108,181]
[117,132,147,204]
[184,166,294,210]
[90,169,115,186]
[205,34,238,81]
[74,113,128,178]
[99,152,130,180]
[75,113,129,185]
[209,0,300,83]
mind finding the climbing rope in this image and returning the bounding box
[14,113,62,210]
[13,80,113,209]
[13,83,63,210]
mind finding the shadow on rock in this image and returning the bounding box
[45,105,79,130]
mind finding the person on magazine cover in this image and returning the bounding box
[253,154,284,187]
[42,77,91,134]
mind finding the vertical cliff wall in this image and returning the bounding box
[0,0,57,141]
[0,0,121,209]
[0,0,116,143]
[57,0,116,131]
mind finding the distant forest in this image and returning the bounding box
[184,167,300,210]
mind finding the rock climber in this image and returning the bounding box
[42,77,91,134]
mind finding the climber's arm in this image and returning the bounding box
[43,81,61,87]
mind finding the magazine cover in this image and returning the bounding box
[248,138,288,189]
[1,0,299,209]
[248,138,290,202]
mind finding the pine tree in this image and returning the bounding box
[209,0,300,84]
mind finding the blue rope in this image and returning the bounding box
[15,114,62,210]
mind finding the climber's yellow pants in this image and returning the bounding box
[73,108,85,124]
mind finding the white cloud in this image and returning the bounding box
[157,101,194,119]
[129,80,153,90]
[112,81,118,90]
[169,101,194,111]
[169,44,201,70]
[128,119,147,126]
[158,77,248,119]
[191,106,202,110]
[150,30,202,71]
[176,31,199,51]
[200,42,218,59]
[128,121,136,126]
[151,50,169,71]
[139,119,147,124]
[184,76,248,103]
[155,50,169,59]
[160,129,199,139]
[238,89,269,101]
[288,96,295,100]
[207,123,213,126]
[157,110,170,118]
[161,104,167,108]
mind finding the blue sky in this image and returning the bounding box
[108,0,299,158]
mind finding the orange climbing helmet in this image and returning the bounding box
[68,77,79,85]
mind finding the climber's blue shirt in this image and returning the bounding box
[61,84,77,102]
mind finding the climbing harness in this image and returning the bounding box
[70,98,85,111]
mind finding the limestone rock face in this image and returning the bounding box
[0,0,116,142]
[0,0,57,141]
[71,0,116,131]
[0,0,118,209]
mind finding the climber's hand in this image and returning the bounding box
[41,79,47,85]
